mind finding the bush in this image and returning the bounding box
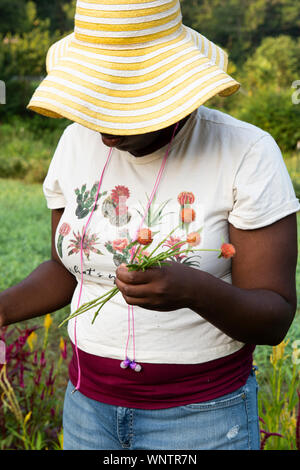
[233,89,300,153]
[240,36,300,91]
[255,339,300,450]
[0,79,38,118]
[0,316,69,450]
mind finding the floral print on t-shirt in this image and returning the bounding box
[57,223,71,258]
[67,227,103,260]
[56,185,203,270]
[102,190,203,268]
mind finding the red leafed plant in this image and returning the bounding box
[0,317,68,450]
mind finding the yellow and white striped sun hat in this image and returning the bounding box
[27,0,240,135]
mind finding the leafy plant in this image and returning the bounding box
[0,315,69,450]
[234,89,300,153]
[257,339,300,450]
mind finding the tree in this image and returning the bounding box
[235,88,300,152]
[0,0,31,35]
[0,2,58,80]
[35,0,75,34]
[181,0,300,66]
[240,35,300,91]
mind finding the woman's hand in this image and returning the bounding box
[115,261,194,311]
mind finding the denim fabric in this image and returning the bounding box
[63,369,260,450]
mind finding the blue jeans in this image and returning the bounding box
[63,369,260,450]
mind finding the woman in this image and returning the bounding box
[0,1,299,450]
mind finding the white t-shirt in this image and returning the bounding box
[43,106,300,364]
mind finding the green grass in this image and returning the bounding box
[0,116,69,183]
[0,178,69,329]
[0,178,51,289]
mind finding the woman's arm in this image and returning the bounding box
[115,214,298,346]
[187,214,298,345]
[0,209,77,327]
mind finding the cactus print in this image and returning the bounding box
[74,183,107,219]
[102,185,131,227]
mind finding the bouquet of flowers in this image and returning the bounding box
[59,225,235,328]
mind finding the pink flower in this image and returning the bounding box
[59,223,71,237]
[68,228,102,259]
[33,351,38,366]
[19,363,25,388]
[130,245,150,261]
[34,369,42,386]
[163,236,186,250]
[46,364,55,388]
[40,350,46,368]
[112,238,129,252]
[163,236,186,262]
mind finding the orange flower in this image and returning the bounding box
[187,232,201,247]
[137,228,153,245]
[221,243,236,259]
[180,208,196,223]
[177,191,195,206]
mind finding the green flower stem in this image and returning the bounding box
[127,247,221,271]
[58,287,119,327]
[73,291,109,311]
[130,241,152,264]
[129,240,185,270]
[147,224,181,259]
[91,288,120,324]
[288,364,297,411]
[78,290,117,314]
[74,288,115,313]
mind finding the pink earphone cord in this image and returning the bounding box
[73,122,179,392]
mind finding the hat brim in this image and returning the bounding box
[27,27,240,135]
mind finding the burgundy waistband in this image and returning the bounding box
[69,343,255,409]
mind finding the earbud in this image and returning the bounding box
[120,358,131,369]
[120,358,142,372]
[129,361,142,372]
